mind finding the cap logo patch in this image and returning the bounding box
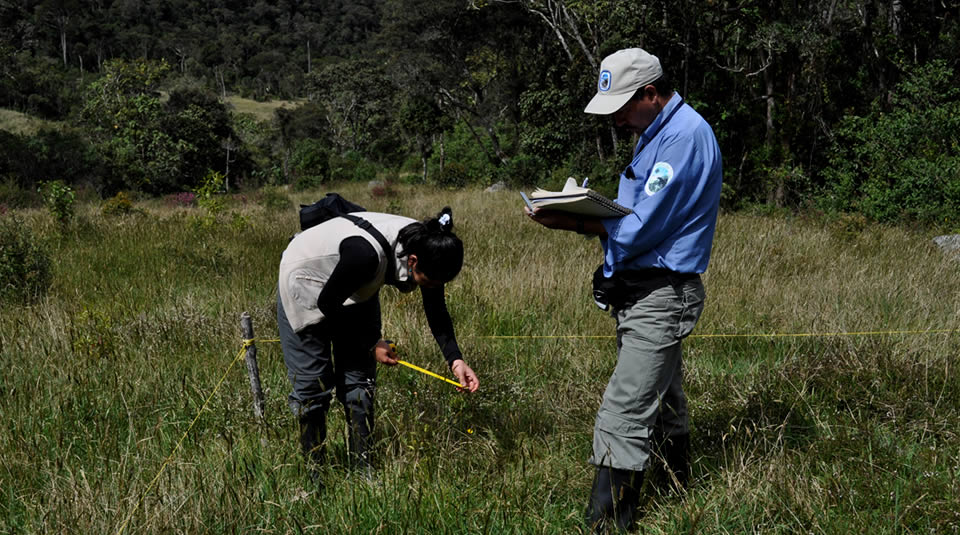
[598,70,612,92]
[645,162,674,195]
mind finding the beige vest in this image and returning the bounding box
[278,212,417,332]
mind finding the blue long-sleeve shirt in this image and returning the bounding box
[600,94,722,276]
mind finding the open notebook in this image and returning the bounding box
[523,177,632,218]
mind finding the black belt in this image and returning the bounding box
[593,265,700,311]
[606,268,699,310]
[616,268,698,282]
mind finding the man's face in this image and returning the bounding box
[612,86,660,135]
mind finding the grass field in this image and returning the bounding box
[0,109,60,135]
[1,183,959,533]
[1,97,299,136]
[224,96,304,122]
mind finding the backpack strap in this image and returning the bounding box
[340,214,397,285]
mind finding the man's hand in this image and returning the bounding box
[373,339,398,365]
[450,360,480,392]
[526,207,578,230]
[524,207,608,238]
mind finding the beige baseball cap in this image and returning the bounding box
[584,48,663,115]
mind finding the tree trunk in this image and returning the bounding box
[421,152,428,183]
[60,28,67,67]
[215,67,227,98]
[439,132,445,176]
[890,0,902,37]
[462,119,498,167]
[225,146,232,192]
[484,123,508,165]
[764,72,783,207]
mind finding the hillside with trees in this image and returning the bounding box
[2,0,959,224]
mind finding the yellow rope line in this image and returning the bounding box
[115,343,250,535]
[476,329,960,340]
[691,329,960,339]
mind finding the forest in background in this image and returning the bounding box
[2,0,960,225]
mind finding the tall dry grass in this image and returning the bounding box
[1,183,958,533]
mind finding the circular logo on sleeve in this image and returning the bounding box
[645,162,674,195]
[598,70,612,92]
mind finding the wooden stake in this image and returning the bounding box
[240,312,265,421]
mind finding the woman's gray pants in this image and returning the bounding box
[277,293,381,464]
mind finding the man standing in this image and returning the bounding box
[526,48,722,532]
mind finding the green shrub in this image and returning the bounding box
[194,170,225,212]
[819,61,960,224]
[0,176,40,208]
[192,170,226,227]
[435,162,470,189]
[290,138,329,190]
[0,216,52,304]
[257,185,290,212]
[427,121,498,185]
[329,150,379,182]
[293,173,323,192]
[101,191,137,216]
[37,179,76,226]
[70,307,118,360]
[354,159,378,182]
[494,152,547,188]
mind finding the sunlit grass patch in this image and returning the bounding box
[0,108,60,135]
[223,96,305,122]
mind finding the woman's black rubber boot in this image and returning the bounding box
[585,466,643,533]
[299,410,327,485]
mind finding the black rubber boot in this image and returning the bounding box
[585,466,643,533]
[662,433,690,492]
[298,410,327,485]
[344,383,375,473]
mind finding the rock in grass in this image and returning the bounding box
[933,235,960,258]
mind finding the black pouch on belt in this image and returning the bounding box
[592,264,620,311]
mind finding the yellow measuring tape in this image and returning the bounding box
[383,339,462,388]
[396,359,463,388]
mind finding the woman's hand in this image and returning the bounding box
[450,360,480,392]
[373,340,398,366]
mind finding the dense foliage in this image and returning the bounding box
[1,0,959,224]
[0,216,51,304]
[820,61,960,223]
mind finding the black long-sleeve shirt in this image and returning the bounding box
[316,236,463,366]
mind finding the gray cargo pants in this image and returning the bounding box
[277,293,381,455]
[590,274,705,471]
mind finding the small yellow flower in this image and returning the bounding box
[467,428,474,435]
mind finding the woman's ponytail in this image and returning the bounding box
[398,207,463,282]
